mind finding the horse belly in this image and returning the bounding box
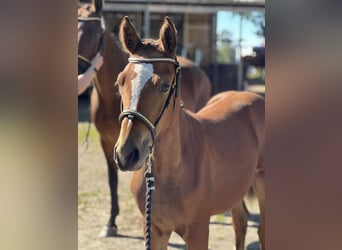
[211,162,256,215]
[207,129,259,214]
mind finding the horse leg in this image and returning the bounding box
[230,200,249,250]
[182,218,210,250]
[98,137,119,237]
[253,170,265,250]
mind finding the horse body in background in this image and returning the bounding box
[114,16,265,250]
[78,0,211,237]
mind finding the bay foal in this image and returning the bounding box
[114,17,265,249]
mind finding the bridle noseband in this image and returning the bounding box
[118,57,181,147]
[78,16,105,68]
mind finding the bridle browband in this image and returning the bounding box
[78,17,102,21]
[78,16,105,67]
[118,57,181,147]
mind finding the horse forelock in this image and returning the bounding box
[142,39,159,46]
[134,39,173,59]
[140,39,166,57]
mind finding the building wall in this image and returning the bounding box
[183,13,213,66]
[78,1,260,93]
[102,12,213,67]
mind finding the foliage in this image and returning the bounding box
[235,11,265,38]
[216,30,235,63]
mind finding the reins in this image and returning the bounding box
[118,57,181,250]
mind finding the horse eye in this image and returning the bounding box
[160,83,170,93]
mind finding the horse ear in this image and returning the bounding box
[159,17,177,57]
[92,0,103,14]
[119,16,142,54]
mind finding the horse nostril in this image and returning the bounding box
[126,148,139,165]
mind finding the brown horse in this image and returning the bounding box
[114,16,265,250]
[78,0,212,237]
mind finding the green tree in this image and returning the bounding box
[216,30,234,63]
[235,11,265,38]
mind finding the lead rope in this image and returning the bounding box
[144,147,155,250]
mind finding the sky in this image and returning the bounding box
[217,11,265,48]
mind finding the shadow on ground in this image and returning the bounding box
[168,242,187,249]
[248,213,260,224]
[168,241,259,250]
[115,233,188,249]
[247,241,259,250]
[115,234,144,241]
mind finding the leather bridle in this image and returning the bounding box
[118,57,181,147]
[78,16,105,68]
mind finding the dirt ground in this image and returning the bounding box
[78,96,261,250]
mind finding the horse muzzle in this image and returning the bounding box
[114,144,145,172]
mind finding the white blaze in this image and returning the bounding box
[130,63,153,110]
[78,21,83,30]
[78,22,84,43]
[101,16,106,30]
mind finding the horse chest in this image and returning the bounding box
[151,191,185,229]
[132,174,185,226]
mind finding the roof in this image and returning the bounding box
[102,0,265,13]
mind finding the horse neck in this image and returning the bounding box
[95,30,128,105]
[152,95,201,177]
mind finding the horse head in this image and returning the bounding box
[78,0,105,74]
[114,16,180,171]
